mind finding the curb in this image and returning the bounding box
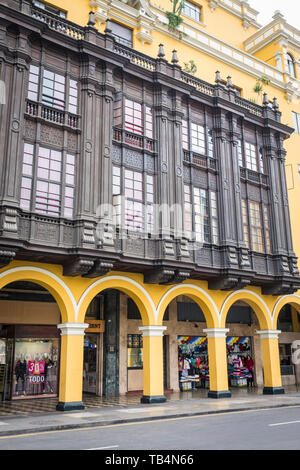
[0,402,300,437]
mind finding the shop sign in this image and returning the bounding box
[28,360,46,383]
[86,320,105,333]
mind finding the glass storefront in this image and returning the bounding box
[13,338,59,398]
[0,324,60,400]
[83,334,98,394]
[127,334,143,369]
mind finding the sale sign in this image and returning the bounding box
[28,360,45,375]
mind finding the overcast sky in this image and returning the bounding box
[248,0,300,29]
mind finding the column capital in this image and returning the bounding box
[203,328,229,338]
[257,330,281,340]
[139,326,167,337]
[57,323,89,336]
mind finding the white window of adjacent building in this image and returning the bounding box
[32,0,67,18]
[20,144,75,218]
[182,1,202,22]
[292,112,300,134]
[107,21,133,48]
[191,123,205,154]
[245,142,258,172]
[287,53,296,79]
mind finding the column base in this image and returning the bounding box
[141,395,167,404]
[56,401,85,412]
[263,387,285,395]
[208,390,232,399]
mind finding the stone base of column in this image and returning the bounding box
[208,390,232,399]
[141,395,167,404]
[56,401,85,412]
[263,387,285,395]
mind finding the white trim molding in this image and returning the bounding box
[57,323,89,336]
[203,328,230,338]
[257,330,282,340]
[139,325,167,337]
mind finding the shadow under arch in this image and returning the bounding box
[156,284,219,327]
[272,295,300,330]
[220,290,272,330]
[0,267,76,323]
[77,276,156,325]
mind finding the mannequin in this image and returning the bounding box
[15,358,27,395]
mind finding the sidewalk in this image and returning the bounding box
[1,387,300,437]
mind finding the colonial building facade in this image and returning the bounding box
[0,0,300,411]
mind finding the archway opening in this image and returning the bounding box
[0,281,61,402]
[276,304,300,388]
[82,289,156,398]
[225,301,259,391]
[161,295,210,394]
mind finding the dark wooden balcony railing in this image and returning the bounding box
[113,127,156,152]
[25,100,80,130]
[25,2,280,122]
[240,168,269,185]
[183,150,217,170]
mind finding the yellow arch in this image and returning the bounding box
[220,290,272,330]
[272,295,300,329]
[77,275,156,325]
[156,284,219,328]
[0,267,76,323]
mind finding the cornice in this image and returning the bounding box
[205,0,260,30]
[244,13,300,55]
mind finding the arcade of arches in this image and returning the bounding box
[0,261,300,410]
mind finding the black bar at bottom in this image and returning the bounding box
[56,401,85,411]
[141,395,167,404]
[263,386,285,395]
[207,390,232,399]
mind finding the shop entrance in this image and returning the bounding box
[0,325,14,401]
[83,334,98,394]
[226,303,256,389]
[0,281,61,401]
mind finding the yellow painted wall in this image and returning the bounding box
[0,300,60,324]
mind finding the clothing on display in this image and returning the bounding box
[227,337,254,387]
[178,336,209,390]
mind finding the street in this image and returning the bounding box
[0,406,300,450]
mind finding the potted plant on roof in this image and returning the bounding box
[166,0,185,33]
